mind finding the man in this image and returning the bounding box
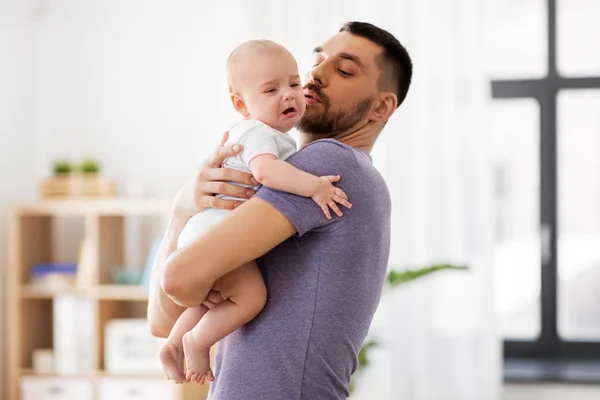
[148,21,412,399]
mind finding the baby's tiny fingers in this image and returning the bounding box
[326,175,341,183]
[334,195,352,209]
[329,201,343,217]
[334,188,348,200]
[321,204,332,219]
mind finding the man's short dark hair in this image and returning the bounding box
[340,21,412,108]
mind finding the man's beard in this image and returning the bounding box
[296,83,374,138]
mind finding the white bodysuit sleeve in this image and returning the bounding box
[237,121,282,166]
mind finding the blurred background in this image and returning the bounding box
[1,0,599,399]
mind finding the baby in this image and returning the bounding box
[159,40,352,385]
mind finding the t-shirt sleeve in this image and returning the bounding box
[238,123,282,165]
[254,140,357,236]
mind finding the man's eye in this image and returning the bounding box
[338,69,352,76]
[312,63,320,68]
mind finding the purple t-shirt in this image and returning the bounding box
[209,139,391,400]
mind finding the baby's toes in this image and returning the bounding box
[206,370,215,382]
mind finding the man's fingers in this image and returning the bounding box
[202,181,255,199]
[202,299,217,309]
[198,195,242,211]
[208,144,243,168]
[206,290,225,304]
[209,197,242,211]
[329,202,343,217]
[201,166,257,186]
[218,131,230,148]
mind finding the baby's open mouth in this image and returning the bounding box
[282,107,297,115]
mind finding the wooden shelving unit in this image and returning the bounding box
[6,199,209,400]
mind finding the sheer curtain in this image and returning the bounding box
[236,1,501,399]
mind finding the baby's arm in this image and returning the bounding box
[249,155,352,219]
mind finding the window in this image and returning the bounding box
[489,0,600,364]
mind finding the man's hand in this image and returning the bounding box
[172,131,259,219]
[311,175,352,219]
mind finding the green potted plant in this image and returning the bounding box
[349,263,468,393]
[52,160,73,176]
[79,159,100,175]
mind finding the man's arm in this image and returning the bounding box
[161,197,297,307]
[147,214,188,337]
[148,132,257,338]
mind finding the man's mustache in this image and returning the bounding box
[303,83,330,107]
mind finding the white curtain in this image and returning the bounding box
[26,1,501,398]
[235,0,502,399]
[346,1,502,399]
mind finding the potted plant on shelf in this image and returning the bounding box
[79,159,100,175]
[40,158,116,198]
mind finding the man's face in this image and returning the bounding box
[296,32,383,137]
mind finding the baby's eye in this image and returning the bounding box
[291,83,300,88]
[265,88,276,93]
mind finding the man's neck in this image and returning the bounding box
[298,121,381,153]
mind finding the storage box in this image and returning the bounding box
[20,377,93,400]
[97,378,173,400]
[104,318,164,374]
[53,294,95,375]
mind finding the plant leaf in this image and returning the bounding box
[386,264,468,287]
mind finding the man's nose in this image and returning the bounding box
[309,64,326,87]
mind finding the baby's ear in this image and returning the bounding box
[231,93,250,118]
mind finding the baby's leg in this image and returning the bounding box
[183,261,266,384]
[160,306,208,383]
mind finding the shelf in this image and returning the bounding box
[20,285,87,299]
[94,370,165,379]
[6,198,202,400]
[19,368,91,378]
[14,198,171,216]
[20,285,149,301]
[19,369,164,379]
[94,285,149,301]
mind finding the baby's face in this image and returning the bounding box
[236,50,306,132]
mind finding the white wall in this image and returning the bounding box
[0,0,35,396]
[32,0,318,197]
[6,2,499,398]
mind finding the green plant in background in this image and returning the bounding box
[387,263,468,287]
[349,263,468,393]
[52,160,73,175]
[79,159,100,174]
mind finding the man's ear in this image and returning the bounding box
[230,93,250,118]
[370,92,398,122]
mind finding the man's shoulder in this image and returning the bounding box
[299,138,354,152]
[291,139,357,165]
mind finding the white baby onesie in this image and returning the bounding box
[177,119,298,248]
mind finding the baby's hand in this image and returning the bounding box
[311,175,352,219]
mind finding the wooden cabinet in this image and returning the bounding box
[7,199,208,400]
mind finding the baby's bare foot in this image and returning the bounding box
[159,341,186,384]
[183,332,213,384]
